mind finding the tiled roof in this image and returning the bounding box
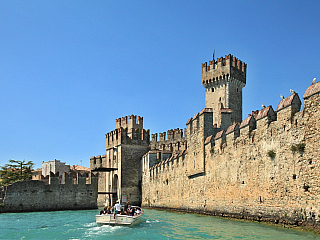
[193,113,199,120]
[205,135,213,144]
[276,94,296,111]
[214,130,225,140]
[240,115,252,128]
[186,118,192,125]
[226,123,238,135]
[200,108,213,114]
[303,81,320,99]
[70,165,90,171]
[221,108,232,113]
[256,106,271,120]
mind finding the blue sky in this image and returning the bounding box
[1,1,319,169]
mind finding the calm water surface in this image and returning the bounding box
[0,209,319,239]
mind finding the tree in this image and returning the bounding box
[0,159,34,186]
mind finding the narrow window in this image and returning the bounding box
[211,88,215,92]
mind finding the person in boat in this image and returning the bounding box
[106,206,112,214]
[124,200,129,213]
[99,210,104,215]
[114,201,122,214]
[127,205,132,216]
[131,207,136,216]
[120,207,127,215]
[135,207,141,215]
[103,206,111,214]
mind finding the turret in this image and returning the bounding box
[202,54,246,128]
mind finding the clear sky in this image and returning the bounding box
[1,1,319,169]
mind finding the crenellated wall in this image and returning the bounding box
[0,172,98,213]
[150,128,186,153]
[142,81,320,230]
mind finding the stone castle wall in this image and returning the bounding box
[0,172,98,213]
[142,82,320,230]
[150,128,186,153]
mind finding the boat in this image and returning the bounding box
[96,211,144,226]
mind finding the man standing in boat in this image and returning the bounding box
[114,200,122,218]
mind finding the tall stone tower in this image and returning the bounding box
[90,115,150,207]
[202,54,246,129]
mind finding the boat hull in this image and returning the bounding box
[96,213,143,226]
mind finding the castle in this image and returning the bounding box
[91,54,320,229]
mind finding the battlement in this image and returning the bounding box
[151,128,184,142]
[202,54,246,88]
[105,127,150,149]
[150,128,186,153]
[0,171,98,213]
[116,115,143,130]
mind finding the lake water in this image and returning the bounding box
[1,208,319,239]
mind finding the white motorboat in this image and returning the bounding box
[96,212,143,226]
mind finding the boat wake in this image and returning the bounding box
[84,224,122,237]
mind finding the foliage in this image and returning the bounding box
[0,159,34,186]
[267,150,276,158]
[291,143,306,153]
[290,145,298,153]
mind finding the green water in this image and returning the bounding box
[0,209,319,239]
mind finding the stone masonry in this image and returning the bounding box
[0,172,98,213]
[141,55,320,231]
[92,53,320,231]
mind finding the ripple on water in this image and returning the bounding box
[1,209,319,240]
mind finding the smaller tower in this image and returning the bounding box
[202,54,246,129]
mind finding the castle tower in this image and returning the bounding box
[202,54,246,129]
[91,114,150,207]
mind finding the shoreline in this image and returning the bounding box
[143,206,320,234]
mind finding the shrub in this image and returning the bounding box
[296,143,306,152]
[267,150,276,158]
[291,143,306,153]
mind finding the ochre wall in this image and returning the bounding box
[142,85,320,229]
[0,173,98,213]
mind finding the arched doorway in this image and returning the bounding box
[111,174,118,206]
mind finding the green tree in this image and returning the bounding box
[0,159,34,186]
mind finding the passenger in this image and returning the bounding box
[131,207,135,216]
[114,201,122,219]
[106,206,112,214]
[127,205,132,216]
[103,206,108,214]
[120,207,126,215]
[99,210,104,215]
[136,207,141,215]
[115,201,122,214]
[124,200,129,213]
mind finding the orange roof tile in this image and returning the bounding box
[226,123,238,134]
[214,130,225,140]
[240,115,252,128]
[256,106,271,120]
[303,81,320,99]
[276,94,296,111]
